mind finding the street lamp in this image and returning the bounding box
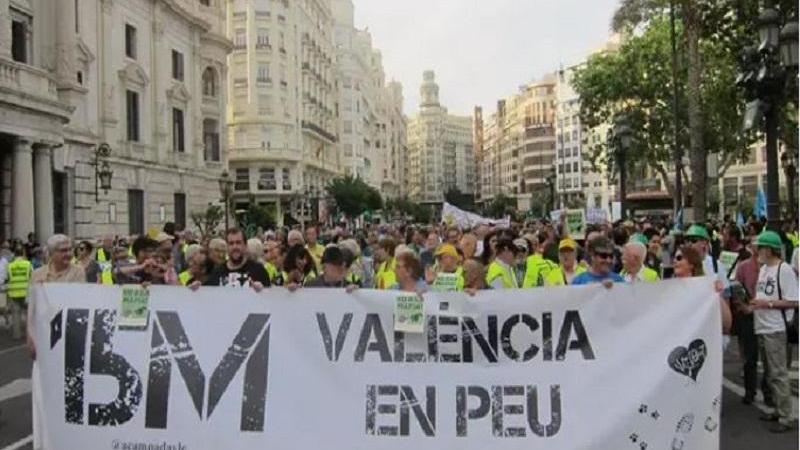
[609,114,634,219]
[545,167,556,215]
[738,5,798,231]
[91,143,113,203]
[218,170,233,231]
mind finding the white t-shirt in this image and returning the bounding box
[754,262,799,335]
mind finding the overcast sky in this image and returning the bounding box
[352,0,620,117]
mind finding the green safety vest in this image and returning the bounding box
[486,261,518,289]
[375,258,397,290]
[7,257,32,299]
[100,267,114,285]
[544,264,587,286]
[621,266,660,282]
[178,270,191,286]
[522,254,558,288]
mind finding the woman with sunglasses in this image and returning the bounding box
[75,240,101,283]
[673,245,732,336]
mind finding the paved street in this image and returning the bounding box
[0,332,797,450]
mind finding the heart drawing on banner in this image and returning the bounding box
[667,339,707,381]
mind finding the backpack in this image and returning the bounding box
[777,262,799,344]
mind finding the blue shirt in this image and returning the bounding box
[571,270,625,285]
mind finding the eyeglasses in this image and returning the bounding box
[594,252,613,260]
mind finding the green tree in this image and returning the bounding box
[486,193,516,219]
[190,204,224,240]
[236,203,275,238]
[444,187,475,212]
[326,176,383,219]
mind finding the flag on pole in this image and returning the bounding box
[753,188,767,219]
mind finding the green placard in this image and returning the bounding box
[432,272,459,293]
[566,209,586,240]
[718,251,739,270]
[394,294,424,333]
[119,285,150,330]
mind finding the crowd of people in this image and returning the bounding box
[2,214,798,432]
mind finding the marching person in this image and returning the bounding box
[304,247,359,291]
[425,243,465,292]
[264,240,286,286]
[95,234,114,264]
[486,239,520,289]
[75,241,101,283]
[374,237,398,289]
[198,228,270,290]
[746,231,798,433]
[571,237,624,287]
[620,241,660,283]
[672,245,732,335]
[544,238,586,286]
[208,238,228,267]
[283,244,318,289]
[685,224,728,283]
[522,234,557,287]
[390,252,428,293]
[7,245,33,340]
[306,225,325,269]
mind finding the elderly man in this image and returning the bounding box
[621,241,660,283]
[28,234,86,359]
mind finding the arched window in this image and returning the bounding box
[202,67,217,97]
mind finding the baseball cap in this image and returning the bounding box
[434,243,458,259]
[558,238,578,251]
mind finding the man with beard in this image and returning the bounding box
[197,228,270,290]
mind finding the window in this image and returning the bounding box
[11,11,32,64]
[234,168,250,191]
[126,90,139,142]
[257,28,270,48]
[258,94,273,115]
[125,24,137,59]
[203,119,220,161]
[172,50,184,81]
[279,31,285,52]
[258,168,277,190]
[172,108,185,152]
[573,161,579,172]
[202,67,216,97]
[234,28,246,49]
[200,0,210,5]
[344,143,353,156]
[343,120,352,134]
[282,168,292,190]
[174,193,186,229]
[127,189,144,235]
[257,64,270,83]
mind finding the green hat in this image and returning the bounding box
[755,231,783,250]
[629,233,649,246]
[685,224,710,241]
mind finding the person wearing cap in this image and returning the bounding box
[544,238,586,286]
[620,241,660,283]
[571,237,624,286]
[304,246,358,291]
[486,238,520,289]
[685,223,728,284]
[425,243,464,292]
[522,234,558,288]
[743,231,798,432]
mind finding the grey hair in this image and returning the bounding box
[338,238,361,259]
[47,234,71,255]
[287,229,305,244]
[395,244,415,258]
[247,238,264,261]
[209,238,227,251]
[624,241,647,261]
[184,244,203,262]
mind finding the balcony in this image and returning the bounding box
[0,58,59,103]
[228,146,302,163]
[301,120,337,143]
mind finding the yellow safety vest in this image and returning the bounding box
[544,264,587,286]
[7,257,32,299]
[265,262,279,282]
[522,254,558,288]
[100,267,114,285]
[96,248,108,263]
[486,261,518,289]
[621,266,660,282]
[178,270,191,286]
[375,258,397,290]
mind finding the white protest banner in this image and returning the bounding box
[32,279,721,450]
[586,208,608,225]
[442,202,510,229]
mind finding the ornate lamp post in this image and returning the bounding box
[738,6,798,230]
[91,143,113,203]
[545,167,556,214]
[218,170,233,231]
[609,115,634,219]
[781,150,798,218]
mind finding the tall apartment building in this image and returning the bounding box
[0,0,230,240]
[332,0,405,198]
[479,74,557,212]
[407,71,474,204]
[227,0,339,225]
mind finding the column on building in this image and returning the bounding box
[33,144,54,240]
[12,138,35,240]
[0,0,11,58]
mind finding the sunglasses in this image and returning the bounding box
[594,252,613,260]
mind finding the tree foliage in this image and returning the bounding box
[444,187,476,212]
[326,176,383,219]
[190,204,224,240]
[236,203,275,238]
[485,193,516,219]
[385,196,433,224]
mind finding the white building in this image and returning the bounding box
[407,71,474,204]
[332,0,405,198]
[0,0,230,240]
[226,0,339,225]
